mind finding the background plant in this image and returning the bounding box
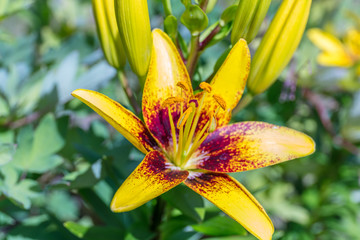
[0,0,359,240]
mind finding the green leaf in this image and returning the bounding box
[0,165,39,209]
[200,21,232,50]
[64,221,89,238]
[181,5,208,36]
[160,216,197,240]
[65,221,126,240]
[0,143,15,166]
[0,0,34,20]
[61,159,106,189]
[12,114,64,173]
[46,191,79,221]
[162,184,204,222]
[192,215,247,236]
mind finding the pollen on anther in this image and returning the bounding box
[199,82,212,93]
[212,94,227,110]
[162,97,183,108]
[177,81,190,92]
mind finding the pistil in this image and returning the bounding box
[163,81,226,170]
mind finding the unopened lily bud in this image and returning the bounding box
[247,0,312,95]
[92,0,126,69]
[181,5,208,36]
[231,0,271,44]
[115,0,152,79]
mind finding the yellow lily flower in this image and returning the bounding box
[307,28,355,67]
[72,29,315,240]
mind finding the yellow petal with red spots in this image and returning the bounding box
[190,121,315,172]
[196,39,251,131]
[142,29,193,149]
[185,172,274,240]
[72,89,158,154]
[307,28,353,67]
[111,151,188,212]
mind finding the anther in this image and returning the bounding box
[199,82,212,93]
[212,94,227,110]
[162,97,183,108]
[177,81,190,92]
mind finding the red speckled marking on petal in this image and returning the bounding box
[111,150,188,212]
[72,89,158,154]
[142,29,192,149]
[185,172,274,240]
[192,121,315,173]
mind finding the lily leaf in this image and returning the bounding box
[192,215,247,236]
[0,165,39,209]
[162,184,204,222]
[12,114,64,173]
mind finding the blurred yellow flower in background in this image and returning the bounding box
[308,28,360,75]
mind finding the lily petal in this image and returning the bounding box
[185,172,274,240]
[197,39,250,131]
[142,29,193,149]
[307,28,353,67]
[72,89,158,154]
[111,150,189,212]
[191,121,315,172]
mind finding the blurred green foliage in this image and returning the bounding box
[0,0,359,240]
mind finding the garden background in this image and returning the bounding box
[0,0,360,239]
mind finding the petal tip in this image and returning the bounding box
[71,89,88,98]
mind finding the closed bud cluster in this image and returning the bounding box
[92,0,126,69]
[247,0,312,95]
[231,0,271,44]
[115,0,152,80]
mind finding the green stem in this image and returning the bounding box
[232,92,254,114]
[162,0,172,16]
[150,197,166,240]
[186,35,200,78]
[117,71,141,116]
[200,0,209,11]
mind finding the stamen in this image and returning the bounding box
[184,121,211,162]
[177,81,190,93]
[167,107,177,156]
[162,97,183,108]
[212,94,227,110]
[209,114,217,132]
[177,106,194,129]
[183,93,206,152]
[199,82,212,93]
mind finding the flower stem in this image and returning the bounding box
[117,71,141,116]
[200,0,209,11]
[151,197,166,239]
[232,92,254,115]
[199,24,221,51]
[162,0,172,16]
[186,35,200,78]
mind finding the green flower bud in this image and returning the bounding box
[115,0,152,79]
[92,0,126,69]
[231,0,271,44]
[247,0,312,95]
[181,5,208,36]
[164,15,178,40]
